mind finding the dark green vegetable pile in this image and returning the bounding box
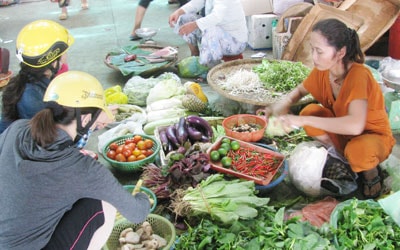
[174,197,400,250]
[332,198,400,250]
[175,206,331,250]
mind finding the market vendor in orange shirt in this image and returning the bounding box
[263,18,395,199]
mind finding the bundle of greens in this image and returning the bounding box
[169,174,269,224]
[332,198,400,249]
[175,206,331,250]
[253,60,310,92]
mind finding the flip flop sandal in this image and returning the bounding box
[59,12,68,20]
[129,34,141,41]
[362,167,383,199]
[81,2,89,9]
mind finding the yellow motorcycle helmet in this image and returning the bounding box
[16,20,74,68]
[43,71,113,119]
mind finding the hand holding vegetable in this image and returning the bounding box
[277,114,302,131]
[257,98,292,119]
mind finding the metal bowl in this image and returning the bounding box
[382,69,400,92]
[135,28,158,39]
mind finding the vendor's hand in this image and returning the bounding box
[80,149,98,159]
[178,21,198,36]
[256,106,273,119]
[256,100,291,120]
[278,114,302,131]
[169,9,184,27]
[91,105,118,130]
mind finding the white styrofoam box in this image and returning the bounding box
[241,0,273,16]
[247,13,279,50]
[273,0,304,16]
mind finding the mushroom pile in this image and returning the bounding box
[118,221,167,250]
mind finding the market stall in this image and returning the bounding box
[85,57,400,248]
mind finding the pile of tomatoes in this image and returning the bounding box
[106,135,155,162]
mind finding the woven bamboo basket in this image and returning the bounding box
[207,59,313,107]
[104,45,177,77]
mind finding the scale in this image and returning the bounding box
[135,28,158,45]
[382,69,400,133]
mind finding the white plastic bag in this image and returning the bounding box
[97,121,144,154]
[378,190,400,227]
[289,141,358,197]
[288,141,328,197]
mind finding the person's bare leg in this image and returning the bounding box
[59,6,68,20]
[81,0,89,10]
[87,201,117,250]
[314,134,334,148]
[131,5,147,37]
[188,43,199,56]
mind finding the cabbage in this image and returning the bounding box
[123,76,159,106]
[265,116,293,136]
[146,78,186,105]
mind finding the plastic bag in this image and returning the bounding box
[381,154,400,192]
[123,76,159,106]
[289,141,328,197]
[287,196,340,227]
[177,56,209,78]
[378,56,400,74]
[289,141,358,197]
[378,190,400,227]
[97,121,144,154]
[321,146,358,196]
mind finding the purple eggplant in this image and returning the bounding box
[158,129,169,153]
[187,125,203,142]
[166,124,180,148]
[186,115,213,139]
[176,116,188,145]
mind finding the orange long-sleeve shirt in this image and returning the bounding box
[301,63,395,171]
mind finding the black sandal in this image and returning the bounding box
[362,167,383,199]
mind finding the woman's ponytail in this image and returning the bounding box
[30,102,76,147]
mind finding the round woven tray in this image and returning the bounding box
[207,58,313,106]
[104,45,177,77]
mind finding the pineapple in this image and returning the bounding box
[182,94,208,113]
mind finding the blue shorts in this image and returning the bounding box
[42,199,105,250]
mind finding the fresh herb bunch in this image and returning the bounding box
[253,60,311,92]
[332,198,400,249]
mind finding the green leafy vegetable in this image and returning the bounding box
[253,60,311,92]
[174,206,331,250]
[332,198,400,249]
[169,174,269,224]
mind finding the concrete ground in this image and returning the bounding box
[1,0,399,194]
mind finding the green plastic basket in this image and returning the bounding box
[105,214,176,250]
[102,134,160,172]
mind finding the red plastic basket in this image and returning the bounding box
[207,136,285,186]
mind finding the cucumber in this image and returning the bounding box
[143,117,182,135]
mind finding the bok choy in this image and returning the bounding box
[169,174,269,224]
